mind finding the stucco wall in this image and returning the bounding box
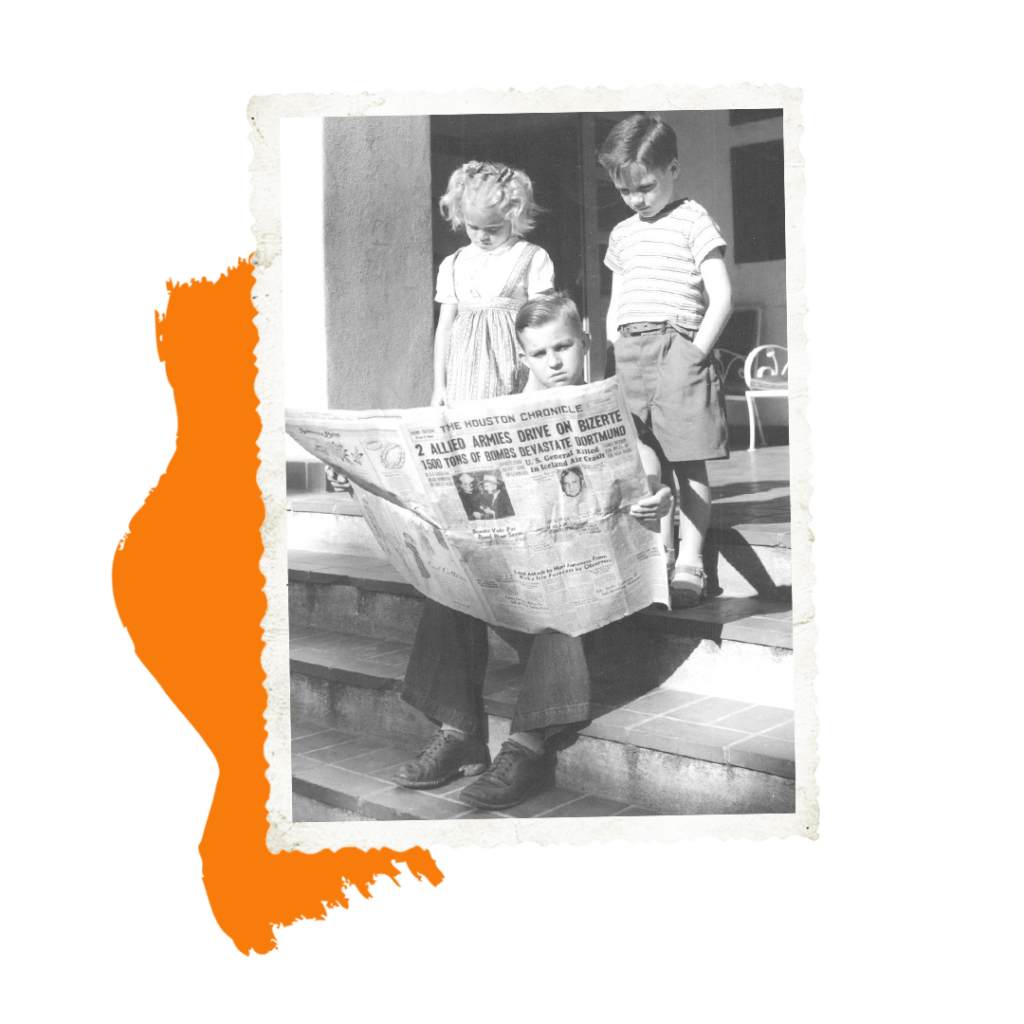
[323,117,434,410]
[657,110,788,355]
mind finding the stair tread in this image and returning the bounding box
[291,624,795,778]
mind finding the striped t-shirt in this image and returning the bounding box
[604,199,727,331]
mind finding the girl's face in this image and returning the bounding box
[462,201,513,251]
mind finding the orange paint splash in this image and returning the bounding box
[112,258,442,954]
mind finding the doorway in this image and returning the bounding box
[429,113,613,382]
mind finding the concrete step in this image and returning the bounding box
[289,622,796,817]
[704,520,790,599]
[288,550,793,708]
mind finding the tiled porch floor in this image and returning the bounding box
[291,717,659,820]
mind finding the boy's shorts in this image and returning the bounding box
[615,322,729,463]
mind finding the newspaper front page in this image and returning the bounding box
[286,378,669,636]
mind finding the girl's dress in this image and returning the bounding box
[436,237,555,403]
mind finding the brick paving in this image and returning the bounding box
[290,717,654,821]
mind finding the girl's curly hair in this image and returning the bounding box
[439,161,540,236]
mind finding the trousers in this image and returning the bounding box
[401,599,592,735]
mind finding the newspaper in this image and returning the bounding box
[285,377,670,637]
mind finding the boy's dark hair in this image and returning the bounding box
[515,292,583,340]
[597,114,678,183]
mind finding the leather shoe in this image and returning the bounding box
[394,730,489,790]
[460,740,547,810]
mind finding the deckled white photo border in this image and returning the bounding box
[251,85,816,852]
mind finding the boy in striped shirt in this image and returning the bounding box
[600,113,733,607]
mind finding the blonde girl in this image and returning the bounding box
[432,161,555,405]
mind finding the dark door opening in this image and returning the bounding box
[429,112,587,326]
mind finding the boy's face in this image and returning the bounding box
[517,318,588,389]
[612,160,678,219]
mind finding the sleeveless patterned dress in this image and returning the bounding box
[444,242,539,403]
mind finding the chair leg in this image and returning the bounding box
[746,394,763,450]
[755,399,767,448]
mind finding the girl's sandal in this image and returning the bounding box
[669,565,706,610]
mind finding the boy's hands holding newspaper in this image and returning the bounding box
[629,484,673,522]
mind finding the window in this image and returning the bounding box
[730,139,786,263]
[729,108,783,126]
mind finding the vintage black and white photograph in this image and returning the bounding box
[270,97,806,839]
[451,468,517,521]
